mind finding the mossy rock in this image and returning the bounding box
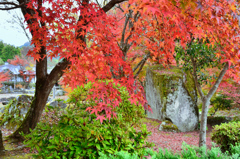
[159,120,180,132]
[146,65,199,132]
[0,95,33,130]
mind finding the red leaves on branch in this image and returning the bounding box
[23,0,240,122]
[0,72,10,87]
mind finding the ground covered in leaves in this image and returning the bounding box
[142,118,213,153]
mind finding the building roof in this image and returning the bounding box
[0,63,22,75]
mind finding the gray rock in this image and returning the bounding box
[55,90,65,96]
[146,65,199,132]
[48,99,67,109]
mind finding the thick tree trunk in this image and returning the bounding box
[9,58,69,140]
[199,98,210,147]
[4,0,127,141]
[9,82,53,140]
[0,129,4,151]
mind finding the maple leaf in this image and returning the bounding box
[96,115,106,124]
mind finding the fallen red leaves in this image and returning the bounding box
[144,118,214,153]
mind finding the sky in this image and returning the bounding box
[0,9,29,47]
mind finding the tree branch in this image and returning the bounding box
[102,0,127,13]
[190,55,205,100]
[133,51,150,72]
[47,59,71,87]
[206,63,229,99]
[133,52,150,78]
[0,1,25,10]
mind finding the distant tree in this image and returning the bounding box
[0,58,4,65]
[8,55,35,88]
[20,46,33,60]
[1,45,21,61]
[0,41,4,56]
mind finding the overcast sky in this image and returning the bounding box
[0,9,29,47]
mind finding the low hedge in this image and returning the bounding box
[211,121,240,153]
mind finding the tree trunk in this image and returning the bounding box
[4,0,127,141]
[9,58,69,140]
[0,129,4,151]
[9,80,53,140]
[199,98,210,147]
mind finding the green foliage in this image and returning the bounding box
[23,82,152,159]
[0,41,4,56]
[99,142,240,159]
[0,44,21,62]
[28,82,35,88]
[0,95,33,129]
[207,116,231,126]
[175,40,221,85]
[209,95,233,116]
[0,58,4,65]
[211,121,240,153]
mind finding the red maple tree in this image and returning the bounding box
[0,0,239,147]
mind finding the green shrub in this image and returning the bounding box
[207,116,232,126]
[210,95,233,116]
[211,121,240,152]
[23,82,152,159]
[0,58,4,65]
[0,95,33,130]
[99,142,240,159]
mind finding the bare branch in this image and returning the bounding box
[190,55,205,100]
[96,0,101,8]
[0,1,25,10]
[133,52,150,78]
[116,4,124,12]
[102,0,127,13]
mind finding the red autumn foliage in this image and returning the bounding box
[19,0,240,123]
[8,56,35,86]
[0,72,10,87]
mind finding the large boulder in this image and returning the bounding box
[146,65,199,132]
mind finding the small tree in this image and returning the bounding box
[1,45,21,62]
[175,39,231,147]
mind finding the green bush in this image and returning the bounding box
[211,121,240,152]
[207,116,232,126]
[23,82,152,159]
[209,95,233,116]
[0,95,33,130]
[99,142,240,159]
[0,58,4,65]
